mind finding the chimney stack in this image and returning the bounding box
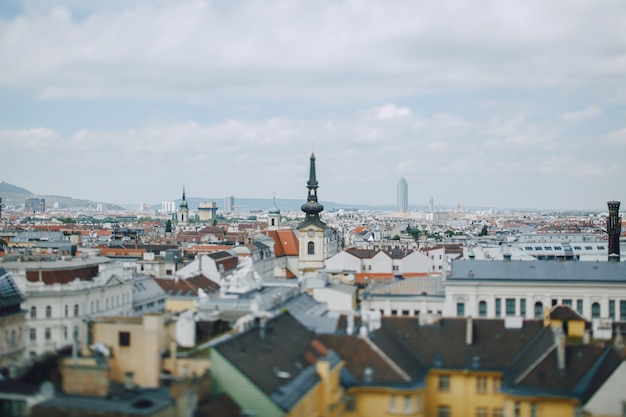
[556,329,566,371]
[607,201,621,262]
[466,316,473,345]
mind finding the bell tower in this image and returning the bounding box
[297,153,326,276]
[177,186,189,226]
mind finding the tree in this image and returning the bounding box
[479,225,488,236]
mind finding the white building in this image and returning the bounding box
[444,258,626,322]
[1,255,134,358]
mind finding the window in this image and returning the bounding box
[30,328,36,341]
[574,246,582,250]
[531,402,538,417]
[344,395,356,412]
[534,246,542,250]
[438,375,450,391]
[609,300,616,320]
[456,302,465,317]
[493,377,501,393]
[307,241,315,255]
[30,306,36,319]
[563,299,572,307]
[493,408,504,417]
[73,326,79,340]
[577,299,584,315]
[389,395,396,413]
[476,407,488,417]
[585,246,593,250]
[525,246,533,251]
[65,305,69,317]
[476,376,488,393]
[495,298,501,318]
[45,306,52,318]
[403,395,412,414]
[520,299,526,317]
[592,302,601,318]
[620,300,626,321]
[119,331,131,347]
[597,246,605,250]
[74,304,79,316]
[534,301,543,319]
[63,326,68,340]
[514,402,520,417]
[544,246,552,250]
[506,298,516,316]
[554,246,562,250]
[9,330,16,347]
[478,301,487,318]
[438,405,450,417]
[45,328,51,340]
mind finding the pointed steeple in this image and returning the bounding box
[180,185,188,209]
[298,153,325,230]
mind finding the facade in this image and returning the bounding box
[1,255,134,357]
[297,153,327,277]
[24,198,45,213]
[444,259,626,323]
[397,176,408,213]
[0,267,26,368]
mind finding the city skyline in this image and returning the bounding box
[0,1,625,211]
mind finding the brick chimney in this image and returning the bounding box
[607,201,621,262]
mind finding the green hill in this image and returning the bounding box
[0,181,124,210]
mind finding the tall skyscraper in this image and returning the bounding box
[224,196,235,213]
[397,176,408,213]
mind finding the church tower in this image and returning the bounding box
[177,186,189,226]
[268,195,281,230]
[297,153,326,276]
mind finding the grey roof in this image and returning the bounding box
[280,293,339,333]
[448,259,626,283]
[213,313,341,411]
[33,387,174,416]
[0,267,24,309]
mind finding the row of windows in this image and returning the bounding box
[29,326,79,341]
[457,298,626,320]
[30,304,79,319]
[439,406,504,417]
[438,375,500,394]
[523,245,604,251]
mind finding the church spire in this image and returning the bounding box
[180,185,188,209]
[298,152,325,230]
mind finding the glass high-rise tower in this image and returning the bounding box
[397,176,408,212]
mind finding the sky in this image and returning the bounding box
[0,0,625,211]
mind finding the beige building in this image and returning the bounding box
[0,267,26,368]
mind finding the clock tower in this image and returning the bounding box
[297,153,326,276]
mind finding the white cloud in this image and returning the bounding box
[1,1,625,101]
[560,106,603,125]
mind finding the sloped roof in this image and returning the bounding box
[0,267,24,310]
[154,275,220,297]
[265,230,299,257]
[213,313,340,411]
[550,305,585,321]
[318,334,412,385]
[381,317,544,371]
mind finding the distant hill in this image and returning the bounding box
[0,181,32,195]
[0,181,125,210]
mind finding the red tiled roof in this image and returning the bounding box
[153,275,220,296]
[265,230,299,257]
[26,265,100,284]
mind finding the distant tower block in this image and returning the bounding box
[397,176,408,213]
[198,201,218,221]
[607,201,621,262]
[224,196,235,213]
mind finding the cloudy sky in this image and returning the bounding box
[0,0,625,210]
